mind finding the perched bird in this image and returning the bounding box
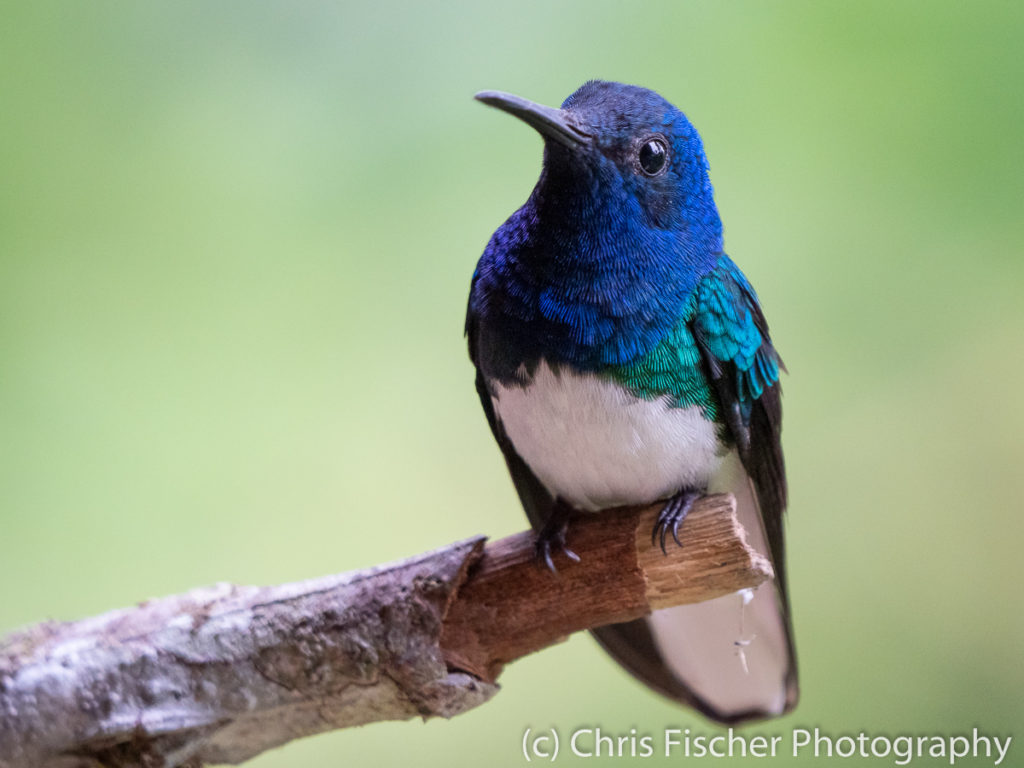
[465,80,797,723]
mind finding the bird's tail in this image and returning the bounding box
[591,451,797,723]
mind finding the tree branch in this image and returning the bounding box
[0,494,771,768]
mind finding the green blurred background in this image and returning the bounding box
[2,2,1022,765]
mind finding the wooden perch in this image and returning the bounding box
[0,494,771,768]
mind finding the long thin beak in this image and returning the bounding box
[474,90,592,148]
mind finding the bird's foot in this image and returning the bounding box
[652,488,702,554]
[535,499,581,573]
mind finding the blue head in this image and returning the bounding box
[471,81,724,375]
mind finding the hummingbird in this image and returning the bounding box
[465,80,797,723]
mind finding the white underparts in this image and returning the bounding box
[490,361,724,510]
[492,362,791,717]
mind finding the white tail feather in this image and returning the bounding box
[647,451,791,716]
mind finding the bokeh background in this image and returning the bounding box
[2,2,1022,765]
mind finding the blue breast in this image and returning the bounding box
[469,193,720,382]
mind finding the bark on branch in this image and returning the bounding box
[0,494,771,768]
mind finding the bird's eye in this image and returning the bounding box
[638,137,669,175]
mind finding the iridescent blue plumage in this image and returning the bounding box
[466,80,796,723]
[469,81,721,377]
[605,254,782,422]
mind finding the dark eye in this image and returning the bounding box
[638,137,668,175]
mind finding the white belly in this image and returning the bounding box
[491,361,724,511]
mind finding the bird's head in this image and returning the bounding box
[475,80,722,252]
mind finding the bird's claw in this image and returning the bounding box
[535,499,580,572]
[536,533,580,573]
[652,489,701,555]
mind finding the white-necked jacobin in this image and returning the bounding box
[465,80,797,723]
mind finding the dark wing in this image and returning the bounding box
[691,256,797,712]
[691,256,789,598]
[466,309,556,534]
